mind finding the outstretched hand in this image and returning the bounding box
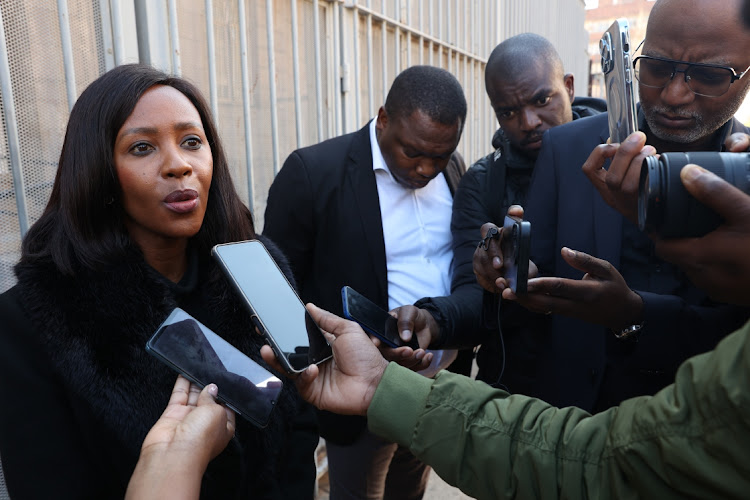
[654,164,750,306]
[126,376,236,500]
[503,247,643,331]
[261,303,389,416]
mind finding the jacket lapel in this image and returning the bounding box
[592,121,623,267]
[345,123,389,305]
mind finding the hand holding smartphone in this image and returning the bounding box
[600,18,638,144]
[501,215,531,294]
[341,286,420,350]
[146,308,283,428]
[212,240,333,374]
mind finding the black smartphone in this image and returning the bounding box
[501,215,531,294]
[146,307,283,428]
[341,286,420,350]
[600,18,638,144]
[211,240,333,374]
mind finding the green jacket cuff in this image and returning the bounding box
[367,362,433,446]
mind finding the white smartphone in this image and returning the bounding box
[211,240,333,374]
[600,18,638,144]
[146,307,283,428]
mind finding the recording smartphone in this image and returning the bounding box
[211,240,333,374]
[341,286,420,350]
[146,307,283,428]
[600,18,638,144]
[501,215,531,294]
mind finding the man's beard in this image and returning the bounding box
[643,92,745,145]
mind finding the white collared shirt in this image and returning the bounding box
[369,118,453,310]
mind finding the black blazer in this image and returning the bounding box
[520,111,750,411]
[263,121,464,443]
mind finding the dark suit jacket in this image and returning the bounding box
[263,121,464,443]
[521,111,750,411]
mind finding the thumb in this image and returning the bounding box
[679,165,750,222]
[197,383,220,407]
[306,303,351,339]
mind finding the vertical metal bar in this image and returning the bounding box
[290,0,303,145]
[205,0,219,121]
[313,0,324,140]
[265,0,280,173]
[167,0,181,75]
[57,0,77,111]
[367,0,374,116]
[110,0,126,66]
[394,0,400,73]
[404,0,411,68]
[0,9,29,235]
[352,3,361,127]
[428,0,433,66]
[419,0,424,65]
[238,0,254,208]
[381,18,387,102]
[98,0,116,70]
[333,2,342,135]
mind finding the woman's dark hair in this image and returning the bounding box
[20,63,255,274]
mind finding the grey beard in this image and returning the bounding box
[643,92,745,145]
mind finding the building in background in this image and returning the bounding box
[0,0,589,293]
[585,0,654,99]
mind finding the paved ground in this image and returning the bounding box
[316,468,474,499]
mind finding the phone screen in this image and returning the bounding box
[212,240,332,372]
[501,216,531,294]
[341,286,419,349]
[146,308,283,428]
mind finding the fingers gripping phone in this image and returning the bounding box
[501,215,531,294]
[211,240,333,374]
[341,286,420,350]
[600,18,638,144]
[146,308,283,428]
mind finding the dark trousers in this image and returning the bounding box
[326,428,430,500]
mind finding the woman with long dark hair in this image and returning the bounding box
[0,64,314,499]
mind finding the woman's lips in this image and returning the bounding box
[164,189,200,213]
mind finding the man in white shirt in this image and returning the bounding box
[263,65,466,500]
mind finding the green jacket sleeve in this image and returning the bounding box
[368,320,750,500]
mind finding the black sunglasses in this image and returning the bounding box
[633,54,750,97]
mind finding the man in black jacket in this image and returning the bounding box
[395,34,605,384]
[264,66,466,500]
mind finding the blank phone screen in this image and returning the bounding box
[147,308,282,428]
[342,286,409,348]
[212,240,332,369]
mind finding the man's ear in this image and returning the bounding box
[563,73,575,103]
[375,106,388,133]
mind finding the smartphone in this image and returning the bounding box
[600,18,638,144]
[501,215,531,294]
[341,286,420,350]
[146,307,283,428]
[211,240,332,374]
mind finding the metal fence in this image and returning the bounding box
[0,0,589,294]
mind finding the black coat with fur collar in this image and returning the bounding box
[0,237,306,499]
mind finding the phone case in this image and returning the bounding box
[211,240,332,374]
[600,18,638,144]
[341,286,420,350]
[146,307,283,428]
[501,216,531,294]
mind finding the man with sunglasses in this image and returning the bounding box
[474,0,750,414]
